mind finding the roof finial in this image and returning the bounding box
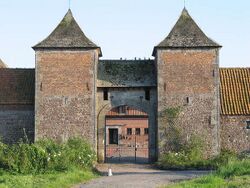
[184,0,186,8]
[69,0,71,9]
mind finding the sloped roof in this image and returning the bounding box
[153,8,221,55]
[0,69,35,104]
[0,59,7,68]
[220,68,250,115]
[97,60,156,87]
[33,9,101,55]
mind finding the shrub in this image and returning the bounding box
[0,138,96,174]
[158,148,241,170]
[217,158,250,178]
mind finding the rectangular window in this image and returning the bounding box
[135,128,141,135]
[145,89,150,101]
[127,128,132,135]
[103,89,108,100]
[118,106,126,114]
[247,121,250,129]
[144,128,149,135]
[213,70,215,77]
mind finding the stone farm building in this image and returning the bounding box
[0,8,249,163]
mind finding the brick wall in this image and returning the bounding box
[0,105,34,143]
[35,50,98,145]
[221,115,250,153]
[156,49,220,157]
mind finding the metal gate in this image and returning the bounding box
[105,135,149,163]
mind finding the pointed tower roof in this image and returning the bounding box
[153,8,221,55]
[33,9,102,56]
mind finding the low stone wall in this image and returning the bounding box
[0,105,34,144]
[220,115,250,153]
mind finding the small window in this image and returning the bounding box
[118,106,126,114]
[40,82,43,91]
[213,70,215,77]
[135,128,141,135]
[144,128,149,135]
[103,89,108,100]
[145,89,150,101]
[246,121,250,129]
[186,97,192,105]
[127,128,132,135]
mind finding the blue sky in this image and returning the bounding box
[0,0,249,68]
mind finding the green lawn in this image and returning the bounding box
[164,159,250,188]
[0,169,98,188]
[165,175,250,188]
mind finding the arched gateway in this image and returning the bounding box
[97,100,157,163]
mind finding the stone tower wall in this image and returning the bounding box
[35,50,98,146]
[156,48,220,157]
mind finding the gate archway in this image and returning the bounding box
[105,105,149,163]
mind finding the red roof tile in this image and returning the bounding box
[220,68,250,115]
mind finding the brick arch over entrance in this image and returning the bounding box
[97,101,157,163]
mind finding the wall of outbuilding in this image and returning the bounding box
[220,115,250,153]
[0,105,34,144]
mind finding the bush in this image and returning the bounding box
[0,138,96,174]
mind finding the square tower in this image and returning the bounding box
[154,8,222,157]
[33,10,101,146]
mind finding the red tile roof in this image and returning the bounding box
[0,69,35,105]
[220,68,250,115]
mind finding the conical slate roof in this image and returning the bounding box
[33,9,101,55]
[153,8,221,55]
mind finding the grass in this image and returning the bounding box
[0,168,98,188]
[163,159,250,188]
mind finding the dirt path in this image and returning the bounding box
[73,164,210,188]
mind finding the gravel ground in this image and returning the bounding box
[73,164,210,188]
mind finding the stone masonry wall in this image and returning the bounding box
[221,115,250,153]
[35,50,98,146]
[157,49,220,157]
[0,105,34,144]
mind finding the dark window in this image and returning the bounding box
[164,83,166,91]
[127,128,132,135]
[145,89,150,101]
[135,128,141,135]
[86,82,90,91]
[247,121,250,129]
[103,89,108,100]
[118,106,126,114]
[144,128,149,135]
[40,82,43,91]
[109,129,118,145]
[213,70,215,77]
[186,97,192,105]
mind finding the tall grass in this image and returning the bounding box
[165,158,250,188]
[0,138,96,174]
